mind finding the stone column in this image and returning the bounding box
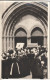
[7,37,9,52]
[9,37,10,48]
[27,33,31,47]
[12,37,13,48]
[4,37,6,52]
[10,37,12,49]
[44,36,47,47]
[2,37,4,53]
[6,37,7,52]
[13,37,15,50]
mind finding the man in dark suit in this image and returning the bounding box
[31,57,43,79]
[30,48,43,79]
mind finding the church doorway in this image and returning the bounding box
[15,37,27,48]
[31,27,44,46]
[31,36,43,46]
[14,28,27,49]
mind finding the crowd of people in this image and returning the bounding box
[2,46,47,79]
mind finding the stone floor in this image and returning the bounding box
[20,74,32,79]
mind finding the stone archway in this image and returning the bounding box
[2,2,48,52]
[14,28,27,49]
[30,24,47,47]
[31,27,44,46]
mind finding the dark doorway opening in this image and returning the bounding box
[15,37,27,48]
[31,36,44,46]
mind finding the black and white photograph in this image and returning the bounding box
[0,1,48,79]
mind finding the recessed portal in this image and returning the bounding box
[14,28,27,49]
[31,36,43,46]
[31,27,44,46]
[15,37,27,48]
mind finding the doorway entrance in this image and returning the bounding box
[31,27,44,46]
[31,36,43,46]
[15,37,27,48]
[14,28,27,49]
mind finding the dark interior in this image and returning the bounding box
[15,37,27,48]
[31,36,43,46]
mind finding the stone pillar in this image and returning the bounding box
[6,37,7,52]
[27,33,31,47]
[7,37,9,52]
[4,37,6,52]
[13,37,14,50]
[2,37,4,53]
[44,36,47,47]
[12,37,13,48]
[10,37,12,49]
[9,37,10,48]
